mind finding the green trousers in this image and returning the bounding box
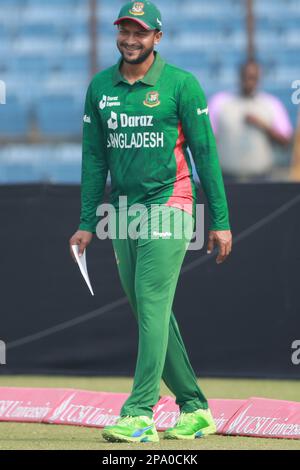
[109,205,208,418]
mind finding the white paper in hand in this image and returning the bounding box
[71,244,94,296]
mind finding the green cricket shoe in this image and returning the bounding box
[164,408,217,440]
[102,415,160,443]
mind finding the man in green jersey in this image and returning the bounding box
[69,1,232,443]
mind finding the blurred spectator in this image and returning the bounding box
[290,110,300,181]
[209,61,293,182]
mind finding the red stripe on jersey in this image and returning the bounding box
[165,121,193,215]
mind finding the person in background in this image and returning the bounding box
[209,61,293,182]
[290,110,300,181]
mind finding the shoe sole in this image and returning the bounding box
[163,424,217,440]
[102,429,159,443]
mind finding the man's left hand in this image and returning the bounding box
[245,114,267,131]
[207,230,232,264]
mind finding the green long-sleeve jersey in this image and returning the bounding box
[79,50,230,233]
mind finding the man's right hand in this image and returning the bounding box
[69,230,93,262]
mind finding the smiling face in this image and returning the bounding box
[116,19,162,65]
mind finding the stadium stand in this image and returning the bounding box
[0,0,298,182]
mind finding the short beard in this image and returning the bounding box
[117,42,154,65]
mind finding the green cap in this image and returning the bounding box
[113,1,162,31]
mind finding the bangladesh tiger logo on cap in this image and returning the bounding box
[129,2,145,16]
[143,91,160,108]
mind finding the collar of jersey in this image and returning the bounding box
[112,50,165,86]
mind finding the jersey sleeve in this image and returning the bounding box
[177,73,231,231]
[78,80,109,233]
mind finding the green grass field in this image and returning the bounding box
[0,376,300,450]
